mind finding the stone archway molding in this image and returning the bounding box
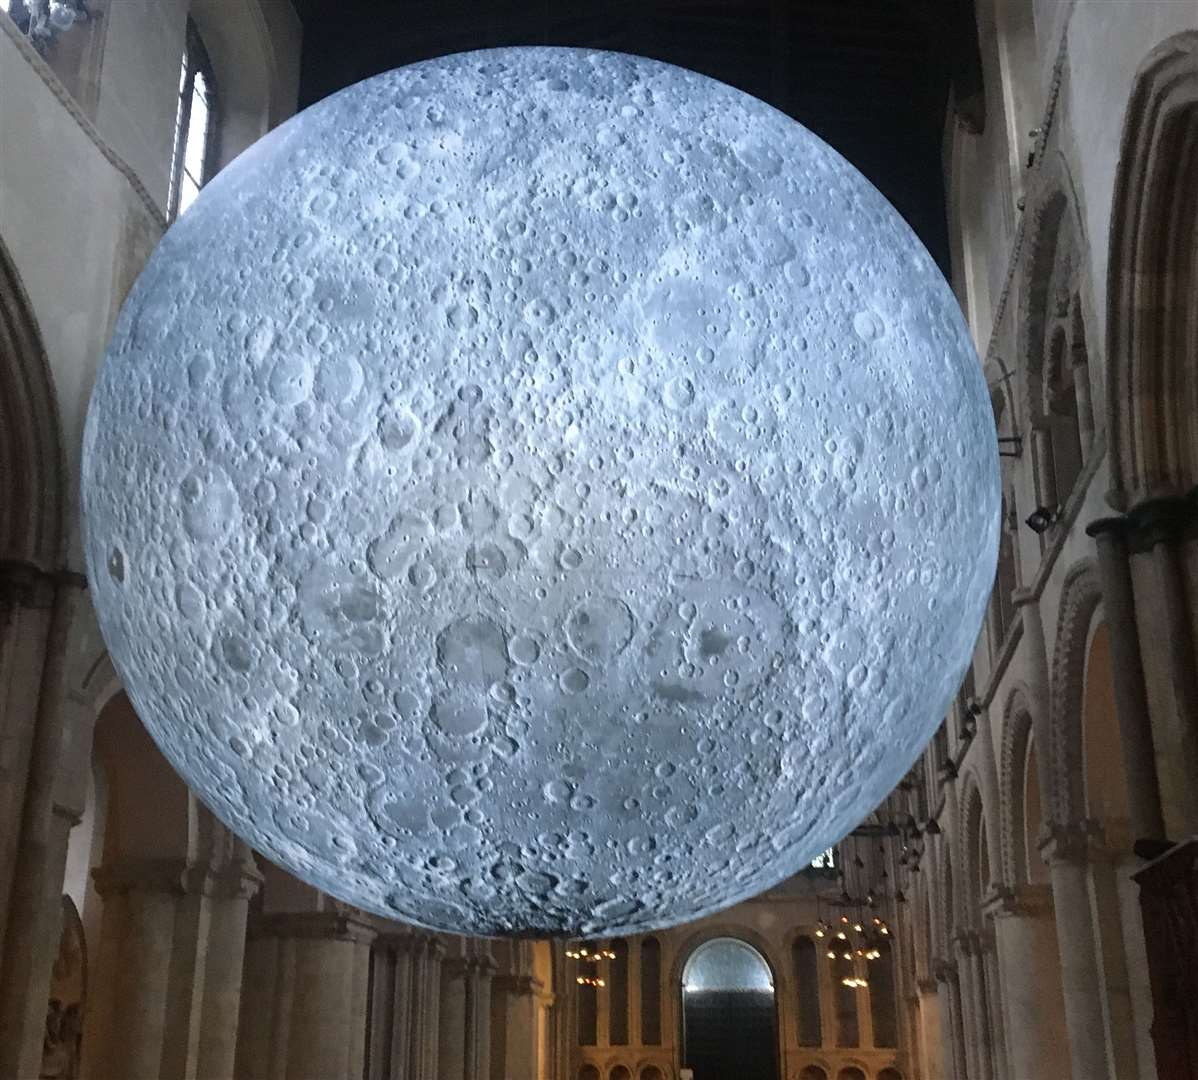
[1107,32,1198,510]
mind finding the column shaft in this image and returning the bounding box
[1088,521,1166,841]
[1047,848,1111,1080]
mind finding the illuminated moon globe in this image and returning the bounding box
[82,48,998,936]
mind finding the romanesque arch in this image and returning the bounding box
[1046,560,1103,826]
[998,686,1038,886]
[1107,32,1198,508]
[0,235,64,570]
[1016,155,1095,517]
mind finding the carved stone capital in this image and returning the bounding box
[247,910,377,945]
[91,856,260,900]
[494,972,544,997]
[983,883,1053,919]
[444,952,498,979]
[931,957,957,984]
[1039,819,1102,865]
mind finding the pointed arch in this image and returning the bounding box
[1107,32,1198,507]
[0,236,64,570]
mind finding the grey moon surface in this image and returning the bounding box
[82,47,999,937]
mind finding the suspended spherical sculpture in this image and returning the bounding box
[82,48,998,936]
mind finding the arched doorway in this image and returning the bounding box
[681,937,778,1080]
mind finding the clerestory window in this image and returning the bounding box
[167,18,218,221]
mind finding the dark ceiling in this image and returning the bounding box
[293,0,963,270]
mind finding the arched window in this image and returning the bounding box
[868,939,898,1048]
[837,1068,866,1080]
[792,935,821,1047]
[799,1068,828,1080]
[167,18,219,220]
[609,939,629,1045]
[610,1067,631,1080]
[640,1069,663,1080]
[681,938,779,1079]
[831,953,859,1047]
[578,978,597,1046]
[640,937,661,1045]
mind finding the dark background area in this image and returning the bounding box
[293,0,977,271]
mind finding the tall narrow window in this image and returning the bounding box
[609,939,629,1045]
[831,954,859,1047]
[578,978,597,1046]
[168,19,217,220]
[869,939,898,1048]
[792,936,821,1047]
[640,937,661,1045]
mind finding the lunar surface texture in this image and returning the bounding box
[82,47,999,936]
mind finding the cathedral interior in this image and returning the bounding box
[2,1,1198,1079]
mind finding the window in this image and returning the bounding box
[1,0,89,48]
[609,939,629,1045]
[811,847,835,870]
[167,18,218,220]
[640,937,661,1045]
[792,936,822,1046]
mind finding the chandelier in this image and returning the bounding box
[567,942,616,988]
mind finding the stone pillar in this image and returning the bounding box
[1042,823,1112,1080]
[236,907,376,1080]
[492,971,543,1080]
[981,931,1009,1080]
[0,572,85,1080]
[987,884,1070,1080]
[1086,518,1167,844]
[957,932,993,1080]
[933,959,966,1080]
[439,941,495,1080]
[82,854,260,1080]
[1130,502,1198,833]
[916,977,944,1080]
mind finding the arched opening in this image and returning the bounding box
[609,938,629,1045]
[1023,739,1049,885]
[681,937,778,1080]
[869,938,898,1048]
[640,937,661,1045]
[798,1067,828,1080]
[0,235,63,568]
[640,1068,663,1080]
[792,934,821,1047]
[610,1066,632,1080]
[578,1066,600,1080]
[831,952,859,1048]
[1107,33,1198,507]
[837,1068,866,1080]
[577,976,597,1047]
[878,1068,905,1080]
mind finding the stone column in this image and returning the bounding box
[236,908,376,1080]
[933,958,966,1080]
[915,977,944,1080]
[492,971,543,1080]
[1086,517,1167,844]
[412,934,445,1080]
[957,932,993,1080]
[0,572,85,1080]
[439,941,495,1080]
[1042,822,1112,1080]
[1130,500,1198,838]
[82,854,261,1080]
[980,931,1009,1080]
[987,884,1069,1080]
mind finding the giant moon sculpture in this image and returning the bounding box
[82,48,999,936]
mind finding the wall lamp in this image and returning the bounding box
[1025,506,1059,534]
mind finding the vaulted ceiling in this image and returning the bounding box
[293,0,960,268]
